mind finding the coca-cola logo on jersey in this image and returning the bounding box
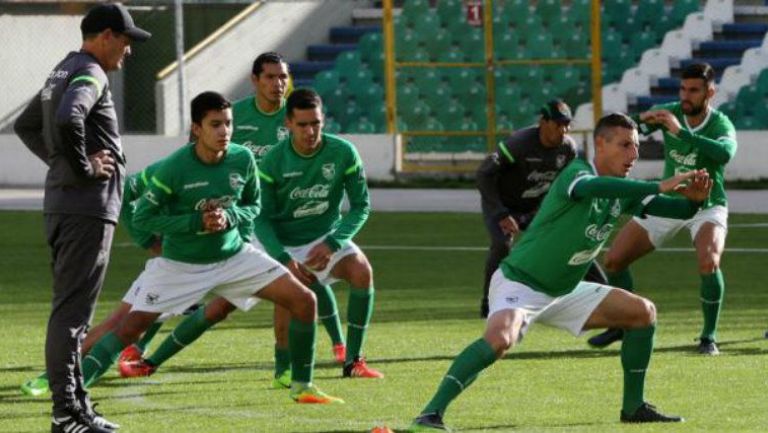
[584,223,613,242]
[290,184,330,200]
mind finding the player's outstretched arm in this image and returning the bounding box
[658,169,708,194]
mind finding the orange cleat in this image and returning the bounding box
[118,359,157,378]
[118,345,143,362]
[343,357,384,379]
[332,343,346,365]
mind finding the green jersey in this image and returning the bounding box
[255,133,370,263]
[133,143,260,264]
[501,159,657,297]
[637,102,737,209]
[120,160,163,249]
[231,96,289,162]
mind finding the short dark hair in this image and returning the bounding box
[252,52,287,76]
[286,88,322,118]
[191,91,231,124]
[681,62,715,85]
[593,112,637,141]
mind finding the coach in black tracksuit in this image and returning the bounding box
[476,100,608,318]
[14,4,149,432]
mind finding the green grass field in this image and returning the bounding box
[1,211,767,433]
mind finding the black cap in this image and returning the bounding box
[540,99,572,124]
[81,3,151,42]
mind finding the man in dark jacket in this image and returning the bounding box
[14,3,150,432]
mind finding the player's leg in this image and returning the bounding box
[589,220,656,348]
[584,288,682,423]
[120,297,237,378]
[330,250,383,378]
[692,220,727,355]
[308,281,346,362]
[480,212,511,318]
[256,273,343,404]
[272,304,292,388]
[409,308,524,432]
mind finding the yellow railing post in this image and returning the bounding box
[483,0,496,152]
[590,0,602,127]
[382,0,397,134]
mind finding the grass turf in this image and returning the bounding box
[1,211,767,433]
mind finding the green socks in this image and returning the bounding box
[621,324,655,414]
[289,319,317,384]
[146,308,214,367]
[423,338,497,415]
[700,269,724,341]
[607,268,634,292]
[136,321,163,352]
[274,345,290,378]
[310,282,344,346]
[346,287,374,364]
[82,331,126,387]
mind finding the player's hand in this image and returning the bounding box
[675,170,712,202]
[639,111,660,124]
[651,110,682,135]
[287,259,317,285]
[148,237,163,257]
[202,207,228,233]
[659,169,707,194]
[88,149,116,179]
[304,242,333,271]
[498,215,520,237]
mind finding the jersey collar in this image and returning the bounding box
[683,106,712,134]
[253,96,285,117]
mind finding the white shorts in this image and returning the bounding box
[121,258,174,322]
[633,205,728,248]
[286,237,361,285]
[487,270,612,336]
[128,243,286,315]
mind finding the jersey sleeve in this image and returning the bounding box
[677,114,737,164]
[571,176,660,200]
[14,90,49,165]
[639,195,701,219]
[55,66,108,179]
[325,145,370,251]
[133,160,204,235]
[120,169,158,249]
[634,102,675,135]
[224,152,261,228]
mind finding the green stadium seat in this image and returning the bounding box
[562,32,589,59]
[423,82,453,112]
[415,13,442,41]
[671,0,699,24]
[636,0,665,27]
[347,115,377,134]
[359,32,382,60]
[344,67,374,90]
[395,28,420,60]
[424,116,445,131]
[402,0,430,20]
[354,81,383,108]
[422,28,453,57]
[411,67,441,92]
[337,98,362,130]
[734,115,757,130]
[496,86,523,115]
[629,29,657,59]
[411,47,430,62]
[455,81,486,104]
[399,99,431,130]
[460,28,485,62]
[397,82,420,108]
[503,0,531,20]
[549,65,582,95]
[335,50,361,73]
[435,99,466,127]
[525,33,555,59]
[519,14,545,35]
[569,0,591,28]
[564,83,590,107]
[651,14,676,36]
[364,50,385,83]
[601,28,623,60]
[736,85,763,111]
[323,84,350,111]
[755,69,768,91]
[492,9,510,40]
[494,32,521,60]
[323,116,342,134]
[312,69,340,97]
[437,0,462,27]
[604,0,631,28]
[443,67,482,90]
[510,102,537,129]
[536,0,562,25]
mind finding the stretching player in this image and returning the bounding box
[589,63,737,355]
[409,113,712,431]
[80,91,342,410]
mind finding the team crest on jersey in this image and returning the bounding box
[145,292,159,305]
[229,172,245,189]
[556,154,567,168]
[277,126,290,141]
[322,163,335,180]
[610,199,621,217]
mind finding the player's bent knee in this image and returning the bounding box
[204,300,235,323]
[697,255,720,274]
[485,331,514,358]
[290,288,317,323]
[633,298,656,328]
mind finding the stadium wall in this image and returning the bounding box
[0,133,396,186]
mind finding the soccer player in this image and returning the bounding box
[255,88,382,379]
[13,4,150,432]
[588,63,737,355]
[80,91,343,411]
[408,113,712,432]
[476,99,609,318]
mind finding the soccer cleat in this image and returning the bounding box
[52,407,115,433]
[343,357,384,379]
[271,370,291,389]
[620,402,684,423]
[332,343,346,364]
[118,359,156,378]
[20,375,49,397]
[696,337,720,355]
[89,403,120,430]
[587,328,624,349]
[118,345,143,362]
[290,384,345,404]
[480,298,489,319]
[408,412,451,432]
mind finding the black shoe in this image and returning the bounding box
[620,402,684,423]
[587,328,624,348]
[51,409,113,433]
[696,337,720,355]
[764,330,768,339]
[89,403,120,430]
[480,299,489,318]
[409,411,451,432]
